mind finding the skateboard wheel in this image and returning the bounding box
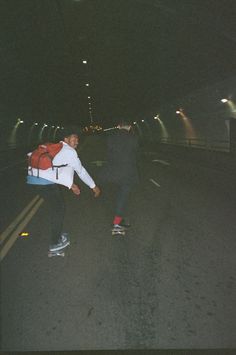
[48,251,65,257]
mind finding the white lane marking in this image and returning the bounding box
[150,178,161,188]
[152,159,170,166]
[0,197,44,261]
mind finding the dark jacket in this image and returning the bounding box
[99,129,139,185]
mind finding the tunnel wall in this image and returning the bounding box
[136,75,236,147]
[2,75,236,152]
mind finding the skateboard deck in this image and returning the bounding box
[111,228,126,236]
[48,249,66,257]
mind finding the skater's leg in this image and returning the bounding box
[113,183,132,225]
[36,184,65,245]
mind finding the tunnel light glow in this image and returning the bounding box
[221,98,228,103]
[156,117,169,139]
[227,100,236,114]
[82,60,87,64]
[34,122,38,125]
[176,109,188,121]
[176,109,196,139]
[85,83,89,87]
[8,119,24,147]
[39,124,49,140]
[141,120,145,122]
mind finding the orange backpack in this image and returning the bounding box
[28,142,67,177]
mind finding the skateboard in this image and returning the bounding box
[48,249,66,257]
[111,227,126,236]
[48,238,70,257]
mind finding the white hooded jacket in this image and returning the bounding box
[28,142,95,189]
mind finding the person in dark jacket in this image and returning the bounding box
[99,120,139,233]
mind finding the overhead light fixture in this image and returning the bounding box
[221,98,228,103]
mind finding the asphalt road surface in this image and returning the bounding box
[0,136,235,351]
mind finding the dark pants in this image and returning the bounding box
[29,184,65,245]
[115,183,132,217]
[99,180,132,219]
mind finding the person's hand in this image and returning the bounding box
[71,183,80,196]
[92,185,101,198]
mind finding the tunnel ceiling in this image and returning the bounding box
[1,0,236,127]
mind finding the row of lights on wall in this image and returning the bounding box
[15,96,233,131]
[132,112,184,125]
[16,118,64,129]
[132,97,234,125]
[83,59,94,125]
[17,58,95,130]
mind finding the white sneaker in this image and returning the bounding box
[60,233,69,243]
[49,239,69,252]
[112,224,125,231]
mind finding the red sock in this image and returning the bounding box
[113,216,122,225]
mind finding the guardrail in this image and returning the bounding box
[159,137,230,152]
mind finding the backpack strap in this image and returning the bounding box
[53,164,68,179]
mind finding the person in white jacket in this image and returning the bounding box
[27,128,100,252]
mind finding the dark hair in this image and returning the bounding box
[60,125,81,139]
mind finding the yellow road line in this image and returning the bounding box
[0,195,40,245]
[0,197,44,262]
